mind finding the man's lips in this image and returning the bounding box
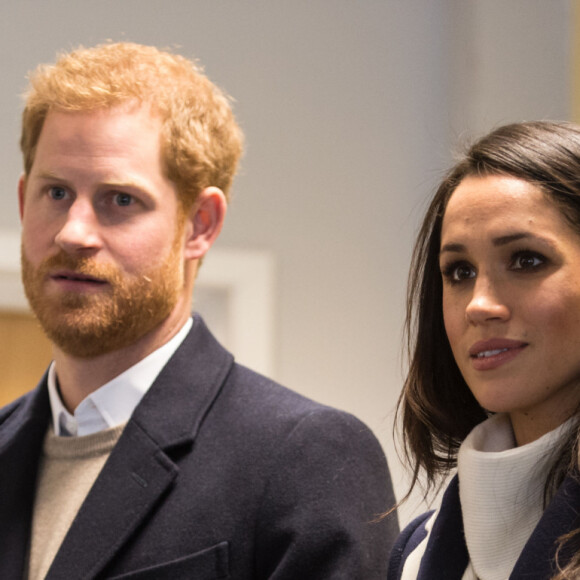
[49,270,108,285]
[468,339,528,370]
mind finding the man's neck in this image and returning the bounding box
[52,312,189,413]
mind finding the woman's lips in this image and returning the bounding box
[468,339,528,371]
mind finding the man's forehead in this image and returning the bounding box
[37,104,163,152]
[44,100,158,124]
[28,104,168,187]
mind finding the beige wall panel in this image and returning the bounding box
[0,311,51,405]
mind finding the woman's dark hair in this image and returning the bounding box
[399,121,580,577]
[399,121,580,498]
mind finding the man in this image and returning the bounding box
[0,43,398,578]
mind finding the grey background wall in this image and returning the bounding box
[0,0,572,526]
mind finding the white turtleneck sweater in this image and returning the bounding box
[458,414,570,580]
[399,414,571,580]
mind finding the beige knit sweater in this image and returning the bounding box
[27,424,125,580]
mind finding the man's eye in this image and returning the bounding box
[49,186,67,200]
[114,193,134,206]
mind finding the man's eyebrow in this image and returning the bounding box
[34,171,146,190]
[36,170,65,181]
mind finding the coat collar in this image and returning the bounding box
[0,314,234,579]
[128,313,234,451]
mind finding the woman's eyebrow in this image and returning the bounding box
[492,232,530,246]
[441,232,556,256]
[439,242,465,255]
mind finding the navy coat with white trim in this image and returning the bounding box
[388,474,580,580]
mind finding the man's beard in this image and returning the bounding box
[21,242,185,359]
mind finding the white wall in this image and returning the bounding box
[0,0,572,527]
[449,0,571,137]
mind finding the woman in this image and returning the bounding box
[389,121,580,580]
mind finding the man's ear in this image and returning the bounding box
[183,186,227,261]
[18,175,26,220]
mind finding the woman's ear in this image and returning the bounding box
[183,186,227,261]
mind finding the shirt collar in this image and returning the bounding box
[47,317,193,437]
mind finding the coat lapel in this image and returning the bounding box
[511,473,580,579]
[46,315,234,579]
[417,476,469,580]
[45,420,180,579]
[0,377,51,579]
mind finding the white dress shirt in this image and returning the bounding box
[47,318,193,437]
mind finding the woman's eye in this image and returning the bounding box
[113,192,134,207]
[48,186,67,201]
[511,252,544,270]
[442,262,475,283]
[452,264,475,281]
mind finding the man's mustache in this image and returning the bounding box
[24,251,119,283]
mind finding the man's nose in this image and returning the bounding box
[54,200,102,254]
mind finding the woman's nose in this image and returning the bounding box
[465,277,510,325]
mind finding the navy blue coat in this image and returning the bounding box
[0,314,398,579]
[388,474,580,580]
